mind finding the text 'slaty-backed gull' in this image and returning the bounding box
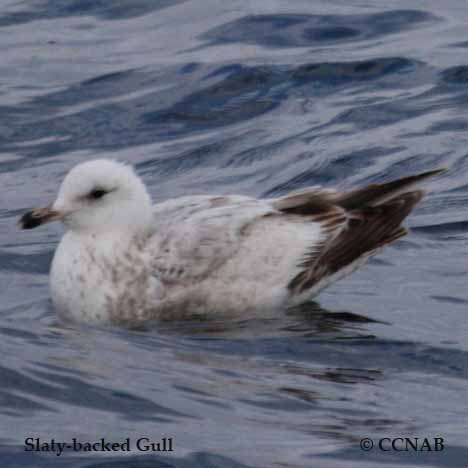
[19,159,442,326]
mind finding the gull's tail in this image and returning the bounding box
[274,168,445,295]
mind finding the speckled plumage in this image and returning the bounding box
[51,192,319,325]
[20,159,440,326]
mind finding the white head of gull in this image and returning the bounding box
[20,159,443,327]
[52,159,153,236]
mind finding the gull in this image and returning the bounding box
[19,159,441,326]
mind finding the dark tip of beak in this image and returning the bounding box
[19,210,45,229]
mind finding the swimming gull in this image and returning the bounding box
[19,159,442,326]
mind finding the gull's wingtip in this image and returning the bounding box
[417,167,447,178]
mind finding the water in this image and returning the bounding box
[1,0,468,466]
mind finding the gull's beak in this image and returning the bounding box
[18,205,65,230]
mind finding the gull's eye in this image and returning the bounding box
[88,188,107,200]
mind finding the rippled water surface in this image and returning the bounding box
[2,0,468,467]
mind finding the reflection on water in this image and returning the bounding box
[155,301,381,338]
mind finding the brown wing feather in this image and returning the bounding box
[273,169,443,295]
[288,191,423,294]
[334,169,444,210]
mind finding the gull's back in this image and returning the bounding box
[147,194,320,318]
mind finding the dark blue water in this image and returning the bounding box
[1,0,468,466]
